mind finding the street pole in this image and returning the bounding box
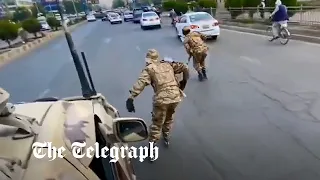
[34,2,40,15]
[71,0,78,16]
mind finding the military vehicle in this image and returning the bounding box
[0,1,149,179]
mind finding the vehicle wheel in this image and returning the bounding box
[266,26,273,41]
[212,36,218,40]
[279,28,290,45]
[33,97,59,102]
[141,25,145,30]
[158,25,161,29]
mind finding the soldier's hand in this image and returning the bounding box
[126,98,135,113]
[179,80,187,91]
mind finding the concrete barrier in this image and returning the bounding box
[0,20,87,68]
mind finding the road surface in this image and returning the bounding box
[1,19,320,180]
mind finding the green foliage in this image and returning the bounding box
[21,18,42,38]
[13,7,32,22]
[198,0,216,8]
[112,0,125,9]
[266,0,298,7]
[0,20,19,47]
[63,1,84,14]
[162,1,188,14]
[46,17,61,31]
[163,1,177,10]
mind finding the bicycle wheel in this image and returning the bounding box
[266,26,273,40]
[279,28,290,45]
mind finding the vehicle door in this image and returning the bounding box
[175,15,188,36]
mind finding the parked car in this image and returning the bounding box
[39,21,51,31]
[86,14,97,22]
[133,9,143,23]
[109,13,122,24]
[175,12,220,42]
[140,11,161,30]
[123,11,133,22]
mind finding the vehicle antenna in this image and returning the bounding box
[55,0,94,98]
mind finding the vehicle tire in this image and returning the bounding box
[212,36,218,40]
[33,97,59,102]
[266,26,273,41]
[279,28,290,45]
[141,25,145,30]
[158,25,161,29]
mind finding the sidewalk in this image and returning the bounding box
[220,20,320,43]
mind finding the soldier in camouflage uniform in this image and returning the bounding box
[126,49,189,161]
[182,26,209,81]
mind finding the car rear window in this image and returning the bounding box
[110,14,118,17]
[143,12,157,17]
[124,12,133,15]
[189,13,213,22]
[134,10,143,14]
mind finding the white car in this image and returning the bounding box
[175,12,220,42]
[123,11,133,21]
[86,14,96,22]
[109,13,122,24]
[39,21,51,31]
[140,11,161,30]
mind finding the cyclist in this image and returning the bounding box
[269,0,289,41]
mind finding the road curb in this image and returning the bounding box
[0,20,87,68]
[220,24,320,44]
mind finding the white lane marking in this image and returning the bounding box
[104,38,111,44]
[222,28,320,47]
[136,46,140,51]
[240,56,261,65]
[37,89,50,98]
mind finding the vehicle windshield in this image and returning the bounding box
[40,21,47,24]
[110,14,119,18]
[124,12,133,15]
[189,13,213,22]
[142,12,157,17]
[134,10,143,15]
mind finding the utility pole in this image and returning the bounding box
[71,0,78,16]
[33,2,40,15]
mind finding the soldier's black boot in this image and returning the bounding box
[198,71,204,81]
[163,136,169,147]
[202,68,208,80]
[149,142,157,163]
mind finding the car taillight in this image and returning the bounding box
[213,22,219,26]
[190,25,199,29]
[143,19,147,21]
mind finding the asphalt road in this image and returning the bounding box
[1,19,320,180]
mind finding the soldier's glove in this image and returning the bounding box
[179,80,187,91]
[126,98,135,113]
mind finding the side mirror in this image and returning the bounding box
[113,117,148,143]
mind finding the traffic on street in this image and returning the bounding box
[1,17,320,180]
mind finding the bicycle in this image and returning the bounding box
[266,20,291,45]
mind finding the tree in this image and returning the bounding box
[198,0,217,8]
[46,17,61,31]
[31,3,46,18]
[112,0,125,9]
[22,18,42,38]
[0,20,19,48]
[13,7,32,22]
[63,0,84,14]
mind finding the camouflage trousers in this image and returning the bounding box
[149,102,179,142]
[192,51,207,72]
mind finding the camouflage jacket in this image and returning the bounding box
[129,61,189,105]
[183,32,208,55]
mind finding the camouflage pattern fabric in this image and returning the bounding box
[183,32,208,71]
[149,103,179,142]
[192,51,207,71]
[129,49,188,105]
